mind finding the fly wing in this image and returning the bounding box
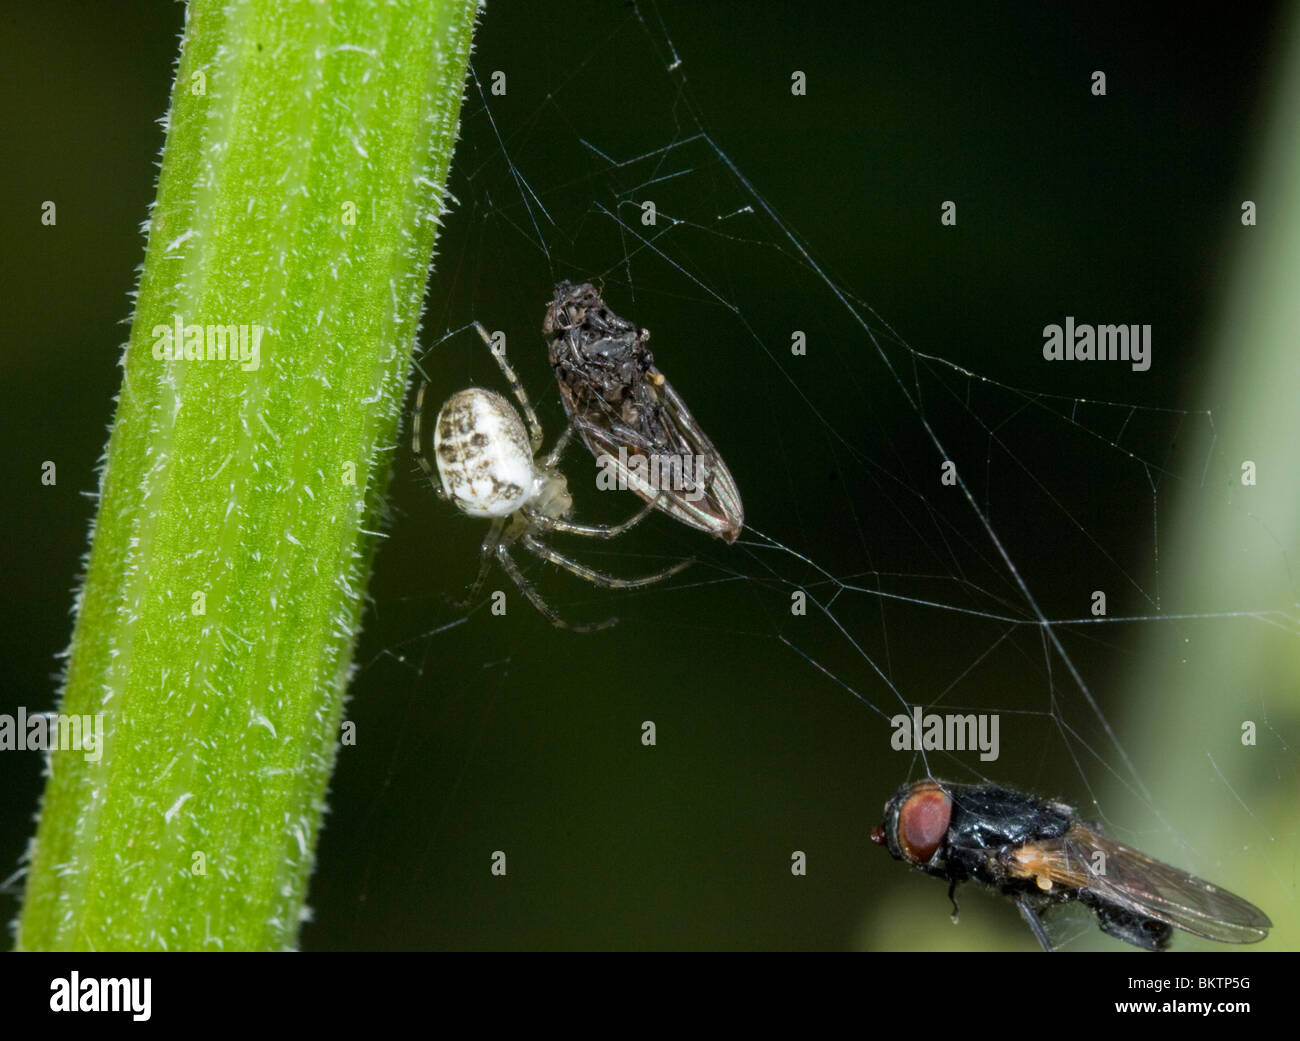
[1023,827,1271,944]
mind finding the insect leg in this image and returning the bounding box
[1016,898,1056,953]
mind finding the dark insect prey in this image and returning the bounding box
[543,281,744,543]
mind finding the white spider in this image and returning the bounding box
[412,324,691,631]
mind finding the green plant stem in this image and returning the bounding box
[17,0,480,951]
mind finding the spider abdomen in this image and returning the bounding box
[434,388,533,517]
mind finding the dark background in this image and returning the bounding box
[2,1,1292,951]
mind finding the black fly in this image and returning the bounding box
[871,778,1272,951]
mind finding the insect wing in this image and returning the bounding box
[657,376,743,540]
[577,374,744,542]
[545,281,743,542]
[1024,827,1271,944]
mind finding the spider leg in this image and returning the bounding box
[474,321,544,454]
[1016,897,1056,953]
[493,541,616,632]
[540,419,575,470]
[449,518,506,610]
[536,495,660,539]
[521,534,693,588]
[410,381,446,498]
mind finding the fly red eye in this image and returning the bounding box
[896,783,952,864]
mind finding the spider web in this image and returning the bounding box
[308,1,1298,951]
